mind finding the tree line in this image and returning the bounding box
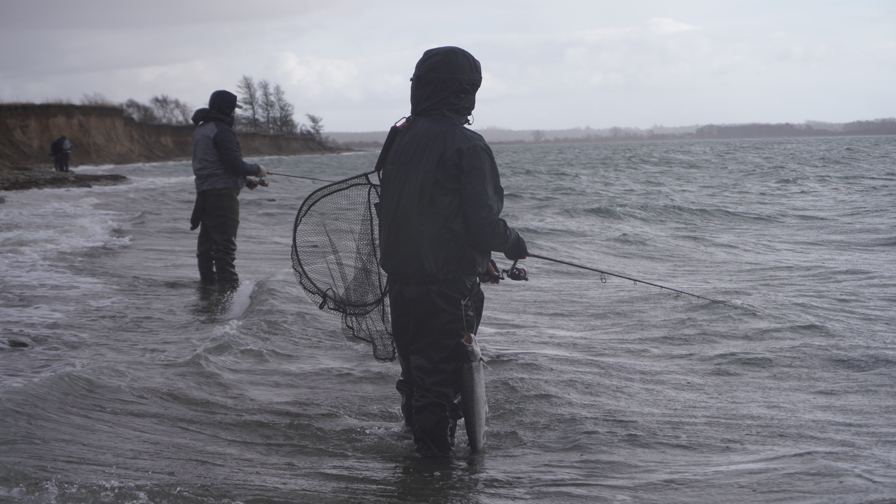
[126,95,192,126]
[235,76,294,134]
[81,92,193,126]
[519,118,896,144]
[79,79,323,142]
[695,118,896,139]
[234,75,323,141]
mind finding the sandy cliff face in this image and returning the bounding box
[0,104,326,169]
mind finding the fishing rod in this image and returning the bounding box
[528,253,731,306]
[267,171,336,183]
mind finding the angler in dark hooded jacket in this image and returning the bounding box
[190,90,266,285]
[379,47,528,456]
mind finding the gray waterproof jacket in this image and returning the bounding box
[191,109,262,192]
[378,47,526,283]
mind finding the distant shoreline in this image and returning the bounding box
[325,118,896,147]
[0,103,331,168]
[6,132,896,192]
[0,103,334,191]
[488,131,896,146]
[327,130,896,153]
[3,106,893,192]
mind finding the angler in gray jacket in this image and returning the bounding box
[190,89,266,285]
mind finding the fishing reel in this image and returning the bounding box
[482,259,529,283]
[246,177,269,190]
[503,259,528,281]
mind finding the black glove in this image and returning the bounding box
[503,234,528,260]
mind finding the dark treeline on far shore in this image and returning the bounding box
[15,78,325,141]
[693,118,896,140]
[326,117,896,149]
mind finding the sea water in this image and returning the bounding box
[1,136,894,503]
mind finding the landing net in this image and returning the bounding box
[290,171,394,361]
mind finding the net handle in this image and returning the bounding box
[374,117,408,175]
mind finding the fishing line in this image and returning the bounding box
[528,252,738,308]
[267,171,337,183]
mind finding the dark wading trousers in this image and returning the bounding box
[54,153,69,172]
[389,276,484,456]
[195,188,240,284]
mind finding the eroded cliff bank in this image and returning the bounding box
[0,104,328,190]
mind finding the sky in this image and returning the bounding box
[1,0,894,132]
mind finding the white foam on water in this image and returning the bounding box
[67,163,121,173]
[0,194,132,260]
[211,319,243,338]
[98,175,194,192]
[74,160,186,173]
[223,280,256,320]
[72,160,194,193]
[0,189,134,324]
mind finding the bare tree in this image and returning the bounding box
[257,80,275,133]
[121,95,191,125]
[236,76,302,135]
[172,98,192,124]
[149,95,192,125]
[305,114,324,142]
[80,92,114,106]
[273,85,298,134]
[235,75,260,131]
[122,99,158,123]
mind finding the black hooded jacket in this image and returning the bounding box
[379,47,525,283]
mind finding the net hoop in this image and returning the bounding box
[291,170,395,361]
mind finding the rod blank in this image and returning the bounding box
[267,171,335,183]
[528,253,729,305]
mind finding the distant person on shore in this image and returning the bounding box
[50,136,72,172]
[189,90,267,286]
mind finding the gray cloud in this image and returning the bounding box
[0,0,347,29]
[1,0,893,131]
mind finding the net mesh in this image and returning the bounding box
[291,171,394,361]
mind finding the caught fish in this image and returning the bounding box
[460,333,487,453]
